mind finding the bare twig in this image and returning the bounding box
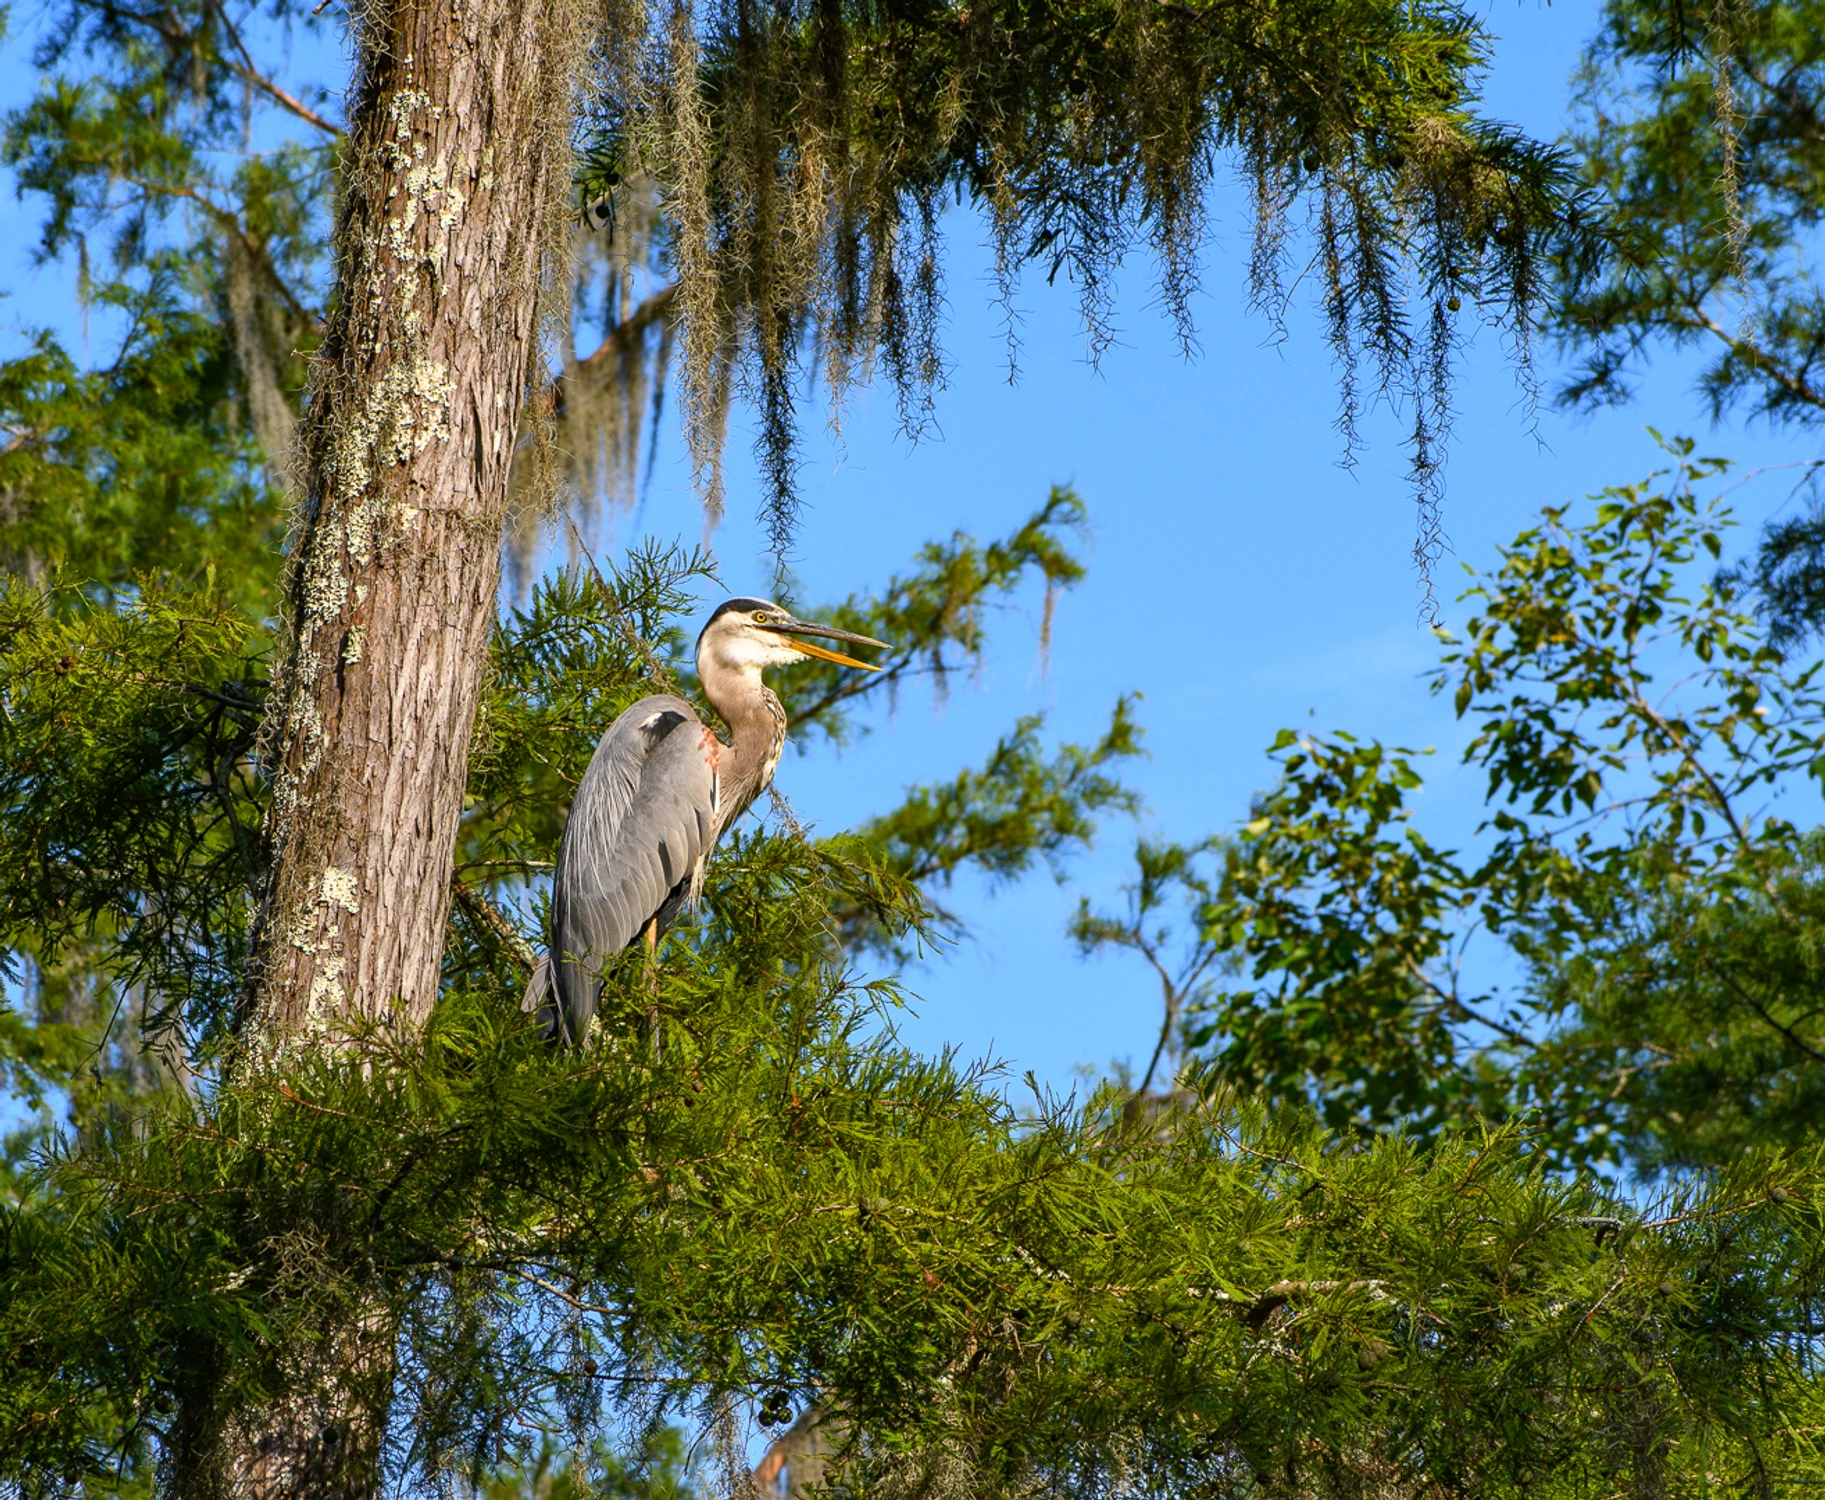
[451,878,538,976]
[213,4,343,135]
[1710,963,1825,1063]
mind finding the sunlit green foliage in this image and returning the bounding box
[1166,448,1825,1171]
[11,990,1825,1495]
[476,1427,700,1500]
[1549,0,1825,654]
[848,702,1142,957]
[1186,731,1504,1139]
[1554,0,1825,430]
[0,286,281,619]
[0,578,264,1173]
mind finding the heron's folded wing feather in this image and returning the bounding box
[585,724,719,931]
[523,951,554,1035]
[548,695,717,1042]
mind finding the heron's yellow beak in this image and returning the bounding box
[783,637,884,671]
[767,617,889,671]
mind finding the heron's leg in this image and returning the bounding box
[642,916,661,1062]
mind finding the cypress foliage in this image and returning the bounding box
[10,979,1825,1495]
[575,0,1592,566]
[6,2,1824,1496]
[3,510,1825,1494]
[4,0,1593,572]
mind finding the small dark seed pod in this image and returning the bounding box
[1356,1338,1388,1371]
[1770,1185,1791,1204]
[154,1393,175,1415]
[1301,151,1322,174]
[1658,1279,1679,1297]
[1446,295,1462,313]
[582,1357,599,1377]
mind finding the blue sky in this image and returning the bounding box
[591,3,1825,1089]
[4,0,1821,1093]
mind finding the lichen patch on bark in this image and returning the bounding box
[320,866,361,913]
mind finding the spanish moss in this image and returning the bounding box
[551,0,1589,596]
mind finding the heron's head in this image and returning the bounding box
[696,597,888,683]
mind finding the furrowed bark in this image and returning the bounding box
[197,0,579,1493]
[247,0,574,1047]
[176,1312,397,1500]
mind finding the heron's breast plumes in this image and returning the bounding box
[759,694,786,790]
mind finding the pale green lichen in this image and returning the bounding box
[269,694,325,828]
[301,554,351,622]
[284,888,333,957]
[284,899,319,953]
[327,354,455,506]
[305,953,347,1023]
[402,150,466,247]
[388,88,432,137]
[321,865,361,913]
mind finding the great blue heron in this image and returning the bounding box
[528,597,888,1045]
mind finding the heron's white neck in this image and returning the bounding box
[700,660,788,826]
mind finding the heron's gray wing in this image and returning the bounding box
[521,951,552,1017]
[543,694,719,1044]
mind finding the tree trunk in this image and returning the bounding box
[754,1407,835,1500]
[247,0,574,1046]
[197,0,578,1492]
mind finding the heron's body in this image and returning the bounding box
[529,598,884,1044]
